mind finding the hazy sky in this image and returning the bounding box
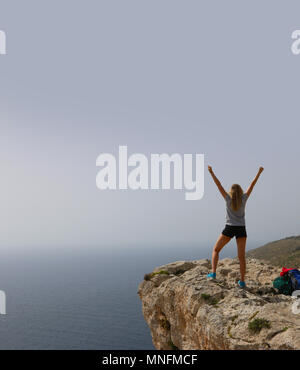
[1,1,300,253]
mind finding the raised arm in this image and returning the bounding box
[246,167,264,198]
[208,166,227,199]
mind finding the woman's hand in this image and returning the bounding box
[246,166,264,197]
[208,166,227,199]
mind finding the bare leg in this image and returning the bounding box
[211,234,232,273]
[236,237,247,281]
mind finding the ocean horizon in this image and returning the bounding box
[0,243,256,349]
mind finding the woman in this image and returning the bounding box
[206,165,264,288]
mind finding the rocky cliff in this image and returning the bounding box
[138,258,300,350]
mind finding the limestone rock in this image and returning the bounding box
[137,258,300,350]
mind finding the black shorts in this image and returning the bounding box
[222,224,247,239]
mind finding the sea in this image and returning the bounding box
[0,243,250,349]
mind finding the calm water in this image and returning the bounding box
[0,244,245,349]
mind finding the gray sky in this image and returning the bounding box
[1,0,300,253]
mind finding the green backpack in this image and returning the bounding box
[273,275,293,295]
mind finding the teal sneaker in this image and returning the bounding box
[206,272,216,279]
[238,280,246,288]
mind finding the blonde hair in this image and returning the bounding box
[229,184,243,211]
